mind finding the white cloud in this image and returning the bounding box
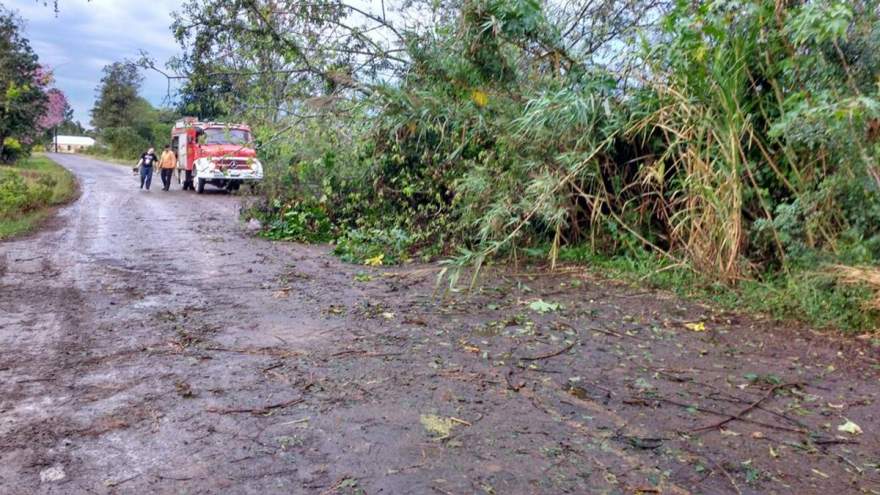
[29,39,72,67]
[85,56,112,69]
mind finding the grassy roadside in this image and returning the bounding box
[0,155,79,240]
[81,151,137,167]
[554,246,879,334]
[253,207,880,334]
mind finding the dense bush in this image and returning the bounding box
[175,0,880,329]
[0,137,25,163]
[0,172,52,216]
[97,127,150,160]
[334,227,413,265]
[259,200,334,243]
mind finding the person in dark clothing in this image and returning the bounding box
[138,148,158,190]
[182,165,195,191]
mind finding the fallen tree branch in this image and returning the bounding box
[203,346,303,358]
[587,326,631,339]
[519,341,576,361]
[691,382,803,433]
[329,349,402,358]
[631,395,807,434]
[207,397,304,415]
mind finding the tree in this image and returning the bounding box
[90,60,179,158]
[57,119,86,136]
[39,88,72,130]
[90,62,142,130]
[0,7,48,161]
[175,70,233,121]
[38,87,73,147]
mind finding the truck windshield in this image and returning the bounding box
[202,128,250,145]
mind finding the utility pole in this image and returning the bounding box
[54,126,58,153]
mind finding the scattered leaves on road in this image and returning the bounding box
[420,414,457,438]
[837,418,863,435]
[364,254,384,266]
[272,288,291,299]
[529,299,561,313]
[684,322,706,332]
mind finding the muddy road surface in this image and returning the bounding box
[1,153,879,494]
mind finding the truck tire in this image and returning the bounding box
[197,178,206,194]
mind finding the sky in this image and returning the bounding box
[7,0,183,127]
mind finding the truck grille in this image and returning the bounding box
[214,159,251,170]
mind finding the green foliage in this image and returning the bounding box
[557,245,877,332]
[89,62,178,160]
[260,200,334,243]
[97,127,149,160]
[178,0,880,330]
[0,6,48,161]
[0,156,77,235]
[90,62,143,129]
[0,158,76,221]
[334,227,413,264]
[1,137,24,163]
[0,173,41,213]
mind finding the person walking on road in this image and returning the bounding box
[158,145,177,191]
[137,147,158,190]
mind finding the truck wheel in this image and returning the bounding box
[197,178,206,194]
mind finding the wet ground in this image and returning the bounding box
[1,153,879,494]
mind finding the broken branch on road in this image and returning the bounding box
[518,341,577,361]
[691,382,804,433]
[206,397,304,416]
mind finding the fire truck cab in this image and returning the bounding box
[171,117,263,193]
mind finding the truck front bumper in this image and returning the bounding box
[197,170,263,181]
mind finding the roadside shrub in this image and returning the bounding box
[99,127,149,160]
[0,174,29,213]
[333,227,413,265]
[0,173,51,216]
[1,137,26,163]
[260,200,334,243]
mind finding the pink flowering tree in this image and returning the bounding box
[38,88,70,131]
[32,67,74,150]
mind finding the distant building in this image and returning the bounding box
[53,135,95,153]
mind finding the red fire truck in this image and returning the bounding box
[171,117,263,193]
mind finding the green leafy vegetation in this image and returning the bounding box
[557,246,876,332]
[169,0,880,331]
[0,6,73,163]
[257,200,334,243]
[0,155,78,239]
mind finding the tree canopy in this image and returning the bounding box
[89,61,180,159]
[0,6,48,161]
[90,62,143,130]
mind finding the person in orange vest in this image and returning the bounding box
[158,145,177,191]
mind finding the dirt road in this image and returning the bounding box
[1,154,878,494]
